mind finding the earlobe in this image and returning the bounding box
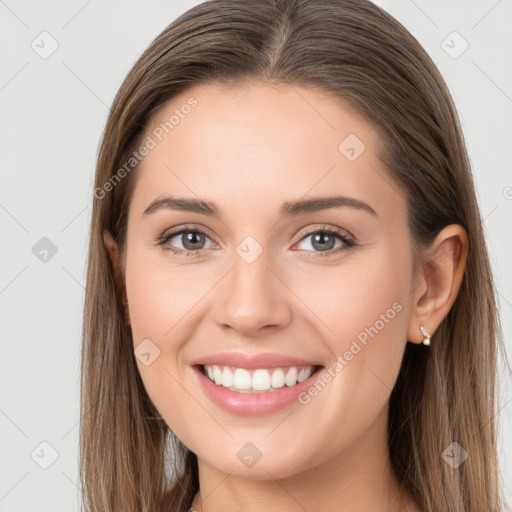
[103,229,131,326]
[407,224,468,345]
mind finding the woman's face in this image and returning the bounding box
[123,82,418,478]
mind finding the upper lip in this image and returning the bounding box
[190,352,323,369]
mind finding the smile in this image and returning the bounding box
[193,363,324,416]
[202,364,317,393]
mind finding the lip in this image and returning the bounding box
[192,363,324,416]
[190,352,322,369]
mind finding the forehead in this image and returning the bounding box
[129,81,405,224]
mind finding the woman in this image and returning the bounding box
[80,0,506,510]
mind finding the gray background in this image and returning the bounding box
[0,1,510,510]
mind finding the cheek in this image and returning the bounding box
[124,251,220,428]
[289,248,410,417]
[291,248,409,350]
[126,248,213,345]
[125,260,196,443]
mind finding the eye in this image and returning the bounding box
[294,225,355,258]
[156,225,216,256]
[156,224,355,258]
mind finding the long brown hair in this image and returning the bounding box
[80,0,507,510]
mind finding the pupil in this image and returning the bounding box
[312,233,334,251]
[183,231,204,250]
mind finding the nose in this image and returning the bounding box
[213,250,292,337]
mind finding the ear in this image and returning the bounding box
[407,224,468,345]
[103,230,131,326]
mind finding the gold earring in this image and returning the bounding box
[420,325,430,346]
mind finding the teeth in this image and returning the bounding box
[252,369,271,391]
[233,368,251,390]
[297,368,309,383]
[213,365,223,385]
[203,364,315,393]
[285,367,297,387]
[271,368,285,389]
[222,367,234,387]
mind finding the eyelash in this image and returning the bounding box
[156,224,355,259]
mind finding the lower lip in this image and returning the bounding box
[193,365,324,416]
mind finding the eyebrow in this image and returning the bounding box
[143,195,378,218]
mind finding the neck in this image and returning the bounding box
[190,405,421,512]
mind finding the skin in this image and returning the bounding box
[104,81,468,511]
